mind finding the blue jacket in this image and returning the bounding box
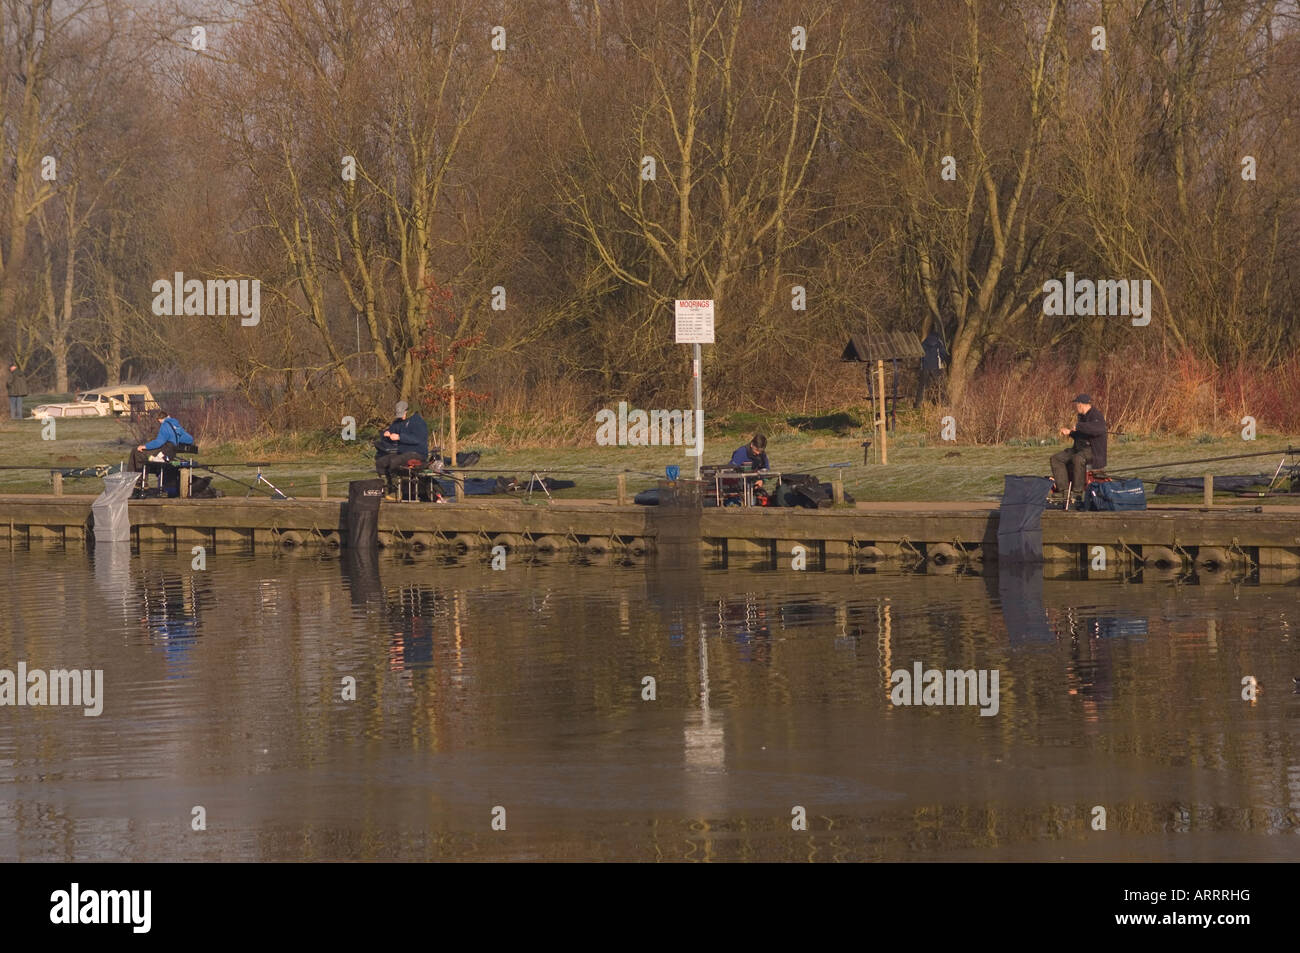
[729,445,770,471]
[380,413,429,458]
[145,417,194,450]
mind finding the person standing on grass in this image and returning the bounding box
[914,329,949,408]
[1050,394,1107,503]
[6,362,28,419]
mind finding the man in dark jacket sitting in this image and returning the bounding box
[375,401,429,498]
[730,433,771,473]
[1050,393,1107,503]
[729,433,772,493]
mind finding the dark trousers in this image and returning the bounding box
[129,441,177,472]
[376,451,422,486]
[915,365,941,407]
[1050,446,1093,496]
[8,396,23,418]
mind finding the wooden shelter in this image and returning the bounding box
[840,332,924,465]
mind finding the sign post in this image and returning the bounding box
[674,300,714,481]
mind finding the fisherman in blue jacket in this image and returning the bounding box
[375,401,429,498]
[129,410,195,473]
[729,433,771,473]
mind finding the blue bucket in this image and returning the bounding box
[665,465,680,481]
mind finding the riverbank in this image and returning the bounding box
[0,413,1297,505]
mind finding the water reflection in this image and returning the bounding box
[139,570,205,678]
[386,585,439,671]
[716,593,774,664]
[996,562,1054,644]
[92,542,208,679]
[341,548,445,672]
[341,546,383,612]
[2,550,1298,861]
[91,540,134,628]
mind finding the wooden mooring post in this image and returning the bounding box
[876,359,888,465]
[449,375,464,502]
[1204,473,1213,507]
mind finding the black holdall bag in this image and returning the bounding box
[347,479,385,549]
[190,475,222,498]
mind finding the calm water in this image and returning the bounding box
[1,543,1298,862]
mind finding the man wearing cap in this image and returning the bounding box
[374,401,429,498]
[1051,394,1107,504]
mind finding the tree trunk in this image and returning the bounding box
[55,223,75,392]
[40,253,60,391]
[945,325,982,408]
[1075,321,1102,383]
[105,267,123,383]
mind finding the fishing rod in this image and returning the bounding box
[187,462,291,499]
[788,461,853,472]
[1111,446,1300,473]
[0,463,120,478]
[1102,445,1300,497]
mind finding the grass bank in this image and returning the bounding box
[1,403,1296,504]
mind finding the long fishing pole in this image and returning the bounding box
[189,463,282,498]
[1112,446,1300,473]
[1098,446,1300,498]
[1107,447,1300,473]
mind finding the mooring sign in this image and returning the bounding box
[674,299,714,344]
[674,299,713,480]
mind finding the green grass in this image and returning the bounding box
[1,409,1296,504]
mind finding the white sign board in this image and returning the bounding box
[674,299,714,344]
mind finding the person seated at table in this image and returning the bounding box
[374,400,429,499]
[729,433,771,489]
